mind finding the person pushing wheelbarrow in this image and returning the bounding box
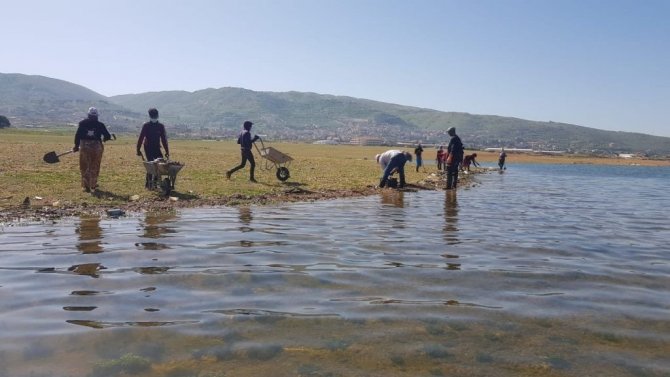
[136,108,170,189]
[226,120,260,182]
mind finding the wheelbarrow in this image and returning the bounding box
[254,138,293,181]
[142,158,185,196]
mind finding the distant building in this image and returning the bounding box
[349,137,385,146]
[313,140,339,145]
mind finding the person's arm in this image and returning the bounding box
[160,124,169,157]
[101,123,112,142]
[73,126,81,151]
[136,125,146,155]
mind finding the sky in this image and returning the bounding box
[1,0,669,137]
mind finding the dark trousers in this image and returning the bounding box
[228,149,255,179]
[379,154,407,188]
[446,163,459,190]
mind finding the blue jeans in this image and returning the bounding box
[380,154,407,188]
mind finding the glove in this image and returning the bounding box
[136,149,142,156]
[165,153,170,160]
[103,135,111,142]
[72,146,79,152]
[253,135,260,142]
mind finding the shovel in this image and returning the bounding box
[43,150,76,164]
[43,134,116,164]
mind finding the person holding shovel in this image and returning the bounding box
[73,107,112,193]
[136,108,170,189]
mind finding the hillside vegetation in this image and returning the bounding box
[2,73,669,156]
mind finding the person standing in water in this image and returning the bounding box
[498,148,507,170]
[444,127,464,190]
[136,108,170,188]
[73,107,112,193]
[226,121,260,182]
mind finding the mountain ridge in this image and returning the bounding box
[2,72,669,156]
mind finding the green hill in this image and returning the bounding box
[0,73,141,130]
[2,72,669,155]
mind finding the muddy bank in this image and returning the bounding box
[0,171,463,225]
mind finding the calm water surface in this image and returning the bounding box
[1,164,669,376]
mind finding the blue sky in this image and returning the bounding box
[2,0,669,136]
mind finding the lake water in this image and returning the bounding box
[1,163,669,377]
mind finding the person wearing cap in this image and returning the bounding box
[226,120,260,182]
[73,107,112,193]
[376,149,412,188]
[444,127,464,190]
[137,108,170,188]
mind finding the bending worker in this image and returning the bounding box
[376,149,412,188]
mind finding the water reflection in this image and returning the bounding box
[136,211,177,250]
[443,190,459,245]
[380,190,405,208]
[379,190,406,230]
[238,206,253,232]
[75,216,103,254]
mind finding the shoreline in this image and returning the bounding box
[2,158,668,225]
[0,175,452,226]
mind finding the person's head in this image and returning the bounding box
[403,151,413,162]
[375,154,381,164]
[87,107,98,119]
[243,120,253,130]
[148,108,159,122]
[472,153,477,158]
[439,145,443,150]
[447,127,456,136]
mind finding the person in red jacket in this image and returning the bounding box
[136,108,170,188]
[436,146,445,171]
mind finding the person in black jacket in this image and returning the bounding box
[137,108,170,188]
[444,127,464,190]
[226,121,260,182]
[73,107,111,193]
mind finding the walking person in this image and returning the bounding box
[136,108,170,188]
[414,143,424,172]
[444,127,464,190]
[73,107,112,193]
[226,121,260,182]
[436,146,445,171]
[498,148,507,170]
[376,149,412,188]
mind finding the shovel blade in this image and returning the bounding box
[43,151,59,164]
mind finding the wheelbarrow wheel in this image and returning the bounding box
[276,167,290,181]
[161,177,171,196]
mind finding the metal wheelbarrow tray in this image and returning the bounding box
[143,159,185,195]
[255,139,293,181]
